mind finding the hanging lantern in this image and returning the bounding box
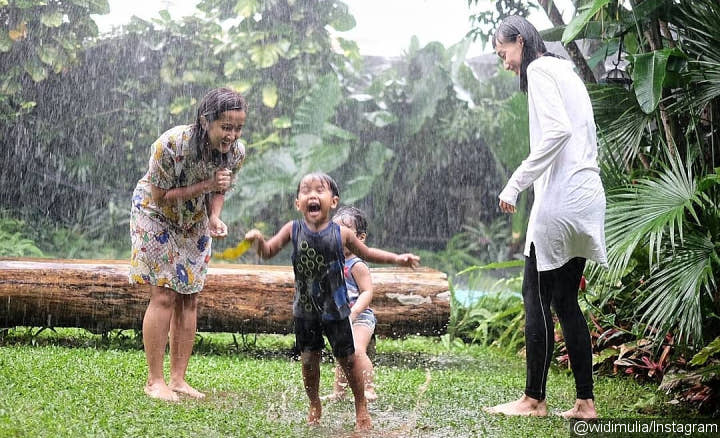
[602,36,632,89]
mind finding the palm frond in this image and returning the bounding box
[638,232,716,345]
[603,151,703,286]
[674,61,720,114]
[673,0,720,64]
[589,84,655,165]
[668,0,720,112]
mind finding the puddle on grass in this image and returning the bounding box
[373,352,484,371]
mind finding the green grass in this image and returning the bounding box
[0,328,700,437]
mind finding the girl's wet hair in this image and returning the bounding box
[296,172,340,198]
[191,87,248,162]
[492,15,552,93]
[333,206,368,236]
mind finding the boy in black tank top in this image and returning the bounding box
[244,172,420,432]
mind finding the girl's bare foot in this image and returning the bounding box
[484,395,547,416]
[307,401,322,425]
[320,391,345,402]
[560,398,597,419]
[169,381,205,399]
[144,382,179,402]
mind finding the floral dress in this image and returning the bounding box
[129,125,245,294]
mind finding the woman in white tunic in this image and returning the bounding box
[484,16,607,419]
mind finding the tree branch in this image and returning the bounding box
[537,0,597,83]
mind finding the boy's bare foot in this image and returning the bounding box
[355,411,372,431]
[144,383,179,402]
[483,395,547,416]
[169,381,205,399]
[364,389,378,402]
[307,401,322,425]
[320,391,345,402]
[560,399,597,419]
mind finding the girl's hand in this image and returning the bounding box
[499,199,517,214]
[395,253,420,269]
[209,168,232,192]
[209,216,228,238]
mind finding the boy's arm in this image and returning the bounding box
[341,227,420,268]
[350,262,373,320]
[245,221,293,259]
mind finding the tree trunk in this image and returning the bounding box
[538,0,597,84]
[0,258,450,338]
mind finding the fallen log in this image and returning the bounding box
[0,258,450,337]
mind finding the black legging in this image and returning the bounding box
[523,244,593,401]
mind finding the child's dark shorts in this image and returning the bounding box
[294,317,355,358]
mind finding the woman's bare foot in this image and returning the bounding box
[320,391,345,402]
[307,400,322,425]
[355,411,372,431]
[560,398,597,419]
[169,381,205,399]
[144,382,179,402]
[484,395,547,416]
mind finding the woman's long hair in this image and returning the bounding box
[191,88,248,164]
[491,16,549,93]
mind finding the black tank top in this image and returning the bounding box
[291,220,350,320]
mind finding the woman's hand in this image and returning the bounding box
[208,168,232,193]
[209,216,228,238]
[499,199,517,214]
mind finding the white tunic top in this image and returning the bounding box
[498,56,608,271]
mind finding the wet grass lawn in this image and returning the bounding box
[0,329,696,437]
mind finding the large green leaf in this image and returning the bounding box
[37,45,60,66]
[403,42,449,136]
[40,12,63,27]
[342,141,393,204]
[0,31,11,52]
[562,0,611,44]
[233,0,259,18]
[262,83,277,108]
[89,0,110,15]
[363,110,396,128]
[630,48,675,114]
[292,74,342,134]
[323,123,356,141]
[296,142,350,177]
[327,2,355,32]
[24,56,48,82]
[249,43,282,69]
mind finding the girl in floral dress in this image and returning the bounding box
[129,88,247,401]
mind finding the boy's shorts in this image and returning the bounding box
[294,317,355,358]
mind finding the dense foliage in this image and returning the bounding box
[0,0,524,261]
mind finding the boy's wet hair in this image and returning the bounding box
[333,206,368,236]
[192,87,248,162]
[296,172,340,198]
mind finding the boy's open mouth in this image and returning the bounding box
[308,202,321,212]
